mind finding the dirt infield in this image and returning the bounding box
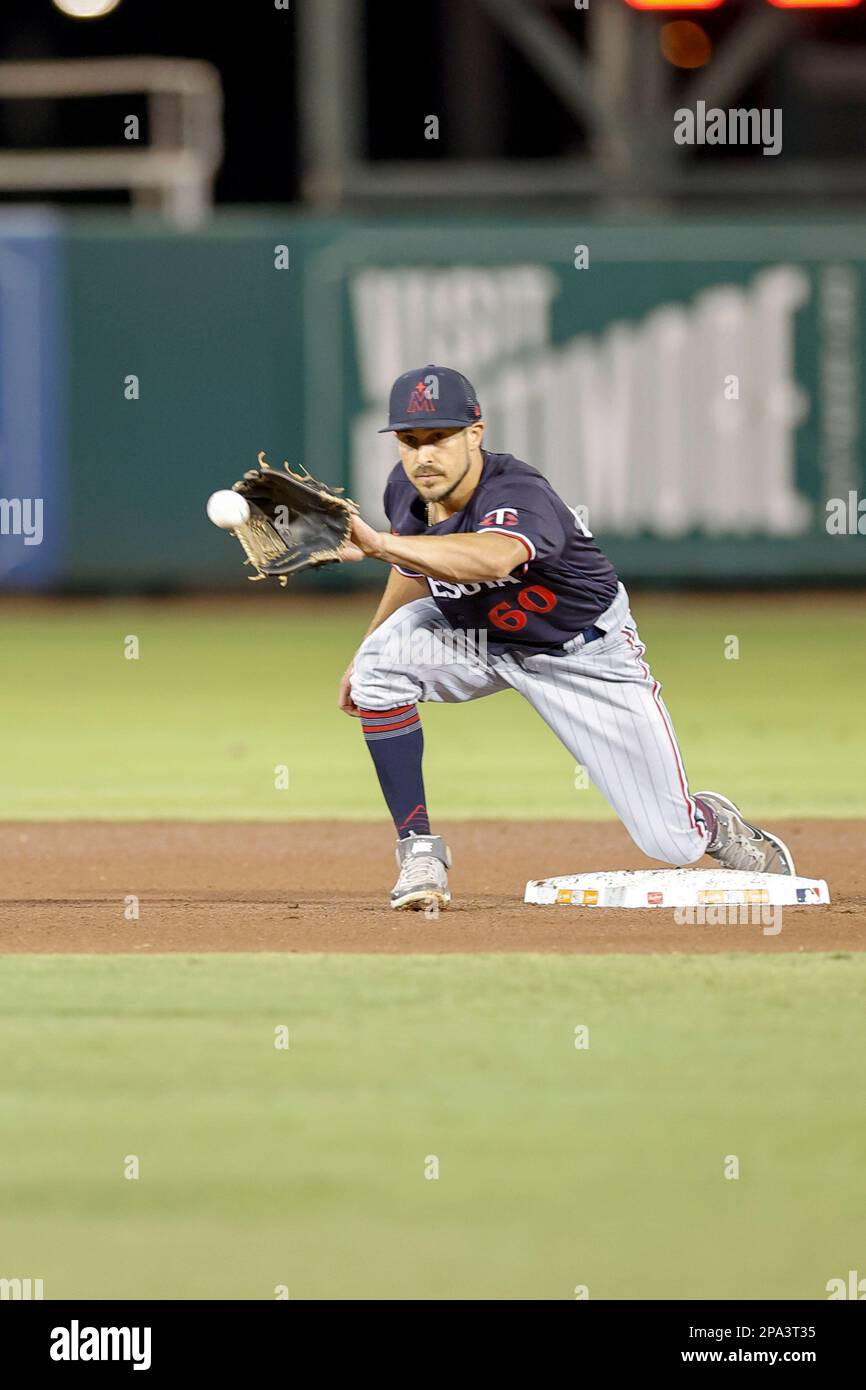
[0,820,862,954]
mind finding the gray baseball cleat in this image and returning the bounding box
[695,791,795,876]
[391,832,452,911]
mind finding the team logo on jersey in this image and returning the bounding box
[480,508,518,528]
[406,378,436,414]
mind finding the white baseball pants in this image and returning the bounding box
[350,582,708,865]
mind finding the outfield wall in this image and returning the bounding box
[1,210,865,589]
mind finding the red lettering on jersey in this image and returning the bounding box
[489,601,527,632]
[517,585,556,614]
[480,508,518,527]
[488,584,557,630]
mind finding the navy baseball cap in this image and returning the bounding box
[378,364,482,432]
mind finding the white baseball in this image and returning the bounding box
[206,490,250,530]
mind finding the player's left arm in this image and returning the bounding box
[347,515,526,583]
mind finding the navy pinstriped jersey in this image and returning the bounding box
[383,449,619,652]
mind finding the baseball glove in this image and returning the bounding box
[230,452,359,584]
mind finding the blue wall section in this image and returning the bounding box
[0,212,66,588]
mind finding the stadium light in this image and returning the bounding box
[660,20,713,67]
[51,0,123,18]
[626,0,862,8]
[767,1,863,8]
[624,2,725,10]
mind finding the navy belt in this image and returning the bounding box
[559,623,604,651]
[504,623,606,663]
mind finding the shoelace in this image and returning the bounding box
[398,854,444,886]
[717,835,765,870]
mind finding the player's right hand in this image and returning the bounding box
[338,663,362,717]
[347,513,386,559]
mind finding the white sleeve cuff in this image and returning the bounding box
[476,528,536,562]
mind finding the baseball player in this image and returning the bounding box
[338,364,795,910]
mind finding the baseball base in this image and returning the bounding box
[524,868,830,908]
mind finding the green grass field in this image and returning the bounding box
[2,596,863,1301]
[3,593,864,820]
[2,953,864,1301]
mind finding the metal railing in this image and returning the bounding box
[0,58,224,226]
